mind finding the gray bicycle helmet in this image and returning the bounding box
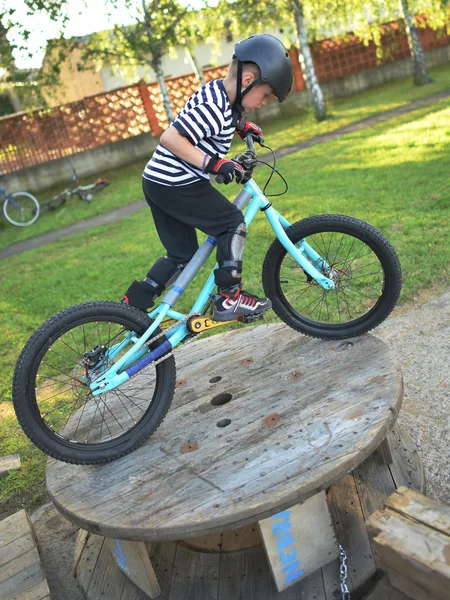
[233,33,294,104]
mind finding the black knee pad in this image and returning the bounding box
[215,223,246,289]
[146,256,187,289]
[216,222,247,266]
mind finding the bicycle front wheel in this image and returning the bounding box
[13,301,176,464]
[3,191,40,226]
[262,215,402,339]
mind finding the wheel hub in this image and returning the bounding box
[323,261,351,291]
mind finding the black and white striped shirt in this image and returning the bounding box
[143,80,235,186]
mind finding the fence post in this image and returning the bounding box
[138,82,163,136]
[289,47,305,91]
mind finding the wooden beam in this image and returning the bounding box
[0,454,21,477]
[108,538,161,599]
[258,491,339,592]
[376,437,393,464]
[385,486,450,536]
[367,488,450,600]
[0,510,50,600]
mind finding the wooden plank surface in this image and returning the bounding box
[0,510,50,600]
[87,538,126,600]
[108,539,160,598]
[384,486,450,536]
[6,579,51,600]
[259,491,338,591]
[168,543,220,600]
[47,325,403,541]
[387,569,437,600]
[323,473,377,598]
[361,574,410,600]
[0,454,21,477]
[74,423,426,600]
[387,424,426,494]
[367,508,450,599]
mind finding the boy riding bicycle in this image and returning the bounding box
[121,34,294,321]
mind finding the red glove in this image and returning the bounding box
[205,157,245,184]
[237,121,264,146]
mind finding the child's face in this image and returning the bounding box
[241,80,275,111]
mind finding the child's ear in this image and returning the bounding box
[241,72,255,88]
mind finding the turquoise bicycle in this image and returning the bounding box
[12,137,402,464]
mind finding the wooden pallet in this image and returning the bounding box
[0,509,51,600]
[367,487,450,600]
[74,422,424,600]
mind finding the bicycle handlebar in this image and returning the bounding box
[215,135,256,185]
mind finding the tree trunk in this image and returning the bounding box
[184,45,205,85]
[292,0,327,121]
[152,56,174,123]
[6,88,23,113]
[398,0,430,86]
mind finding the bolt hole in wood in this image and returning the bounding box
[209,376,222,383]
[211,393,233,406]
[217,419,231,428]
[336,341,354,351]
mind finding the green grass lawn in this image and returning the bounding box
[0,84,449,519]
[0,63,448,252]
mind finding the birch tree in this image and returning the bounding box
[0,0,72,108]
[216,0,328,120]
[79,0,191,122]
[292,0,326,120]
[398,0,429,85]
[314,0,450,86]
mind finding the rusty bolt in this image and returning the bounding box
[288,370,304,381]
[262,413,280,427]
[176,379,187,388]
[239,357,254,365]
[181,441,199,453]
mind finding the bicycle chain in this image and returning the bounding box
[136,312,205,372]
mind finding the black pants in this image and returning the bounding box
[143,177,245,288]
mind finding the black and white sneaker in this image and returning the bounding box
[213,285,272,322]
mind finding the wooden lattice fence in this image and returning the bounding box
[0,20,448,175]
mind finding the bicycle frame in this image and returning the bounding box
[90,177,335,396]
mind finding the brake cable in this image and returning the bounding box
[257,143,289,197]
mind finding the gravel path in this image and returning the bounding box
[374,288,450,503]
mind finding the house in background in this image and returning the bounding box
[42,27,284,107]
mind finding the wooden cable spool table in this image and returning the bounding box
[46,323,425,600]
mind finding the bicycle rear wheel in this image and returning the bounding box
[45,192,68,211]
[262,215,402,339]
[3,191,40,226]
[13,301,176,464]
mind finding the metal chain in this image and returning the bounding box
[339,544,351,600]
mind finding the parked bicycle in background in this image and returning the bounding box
[0,176,40,227]
[42,168,110,212]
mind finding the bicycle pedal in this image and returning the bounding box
[187,315,234,333]
[238,313,265,323]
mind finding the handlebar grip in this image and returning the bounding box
[216,174,226,184]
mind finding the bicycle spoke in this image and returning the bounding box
[32,314,160,446]
[278,229,386,325]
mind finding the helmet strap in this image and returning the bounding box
[232,60,263,125]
